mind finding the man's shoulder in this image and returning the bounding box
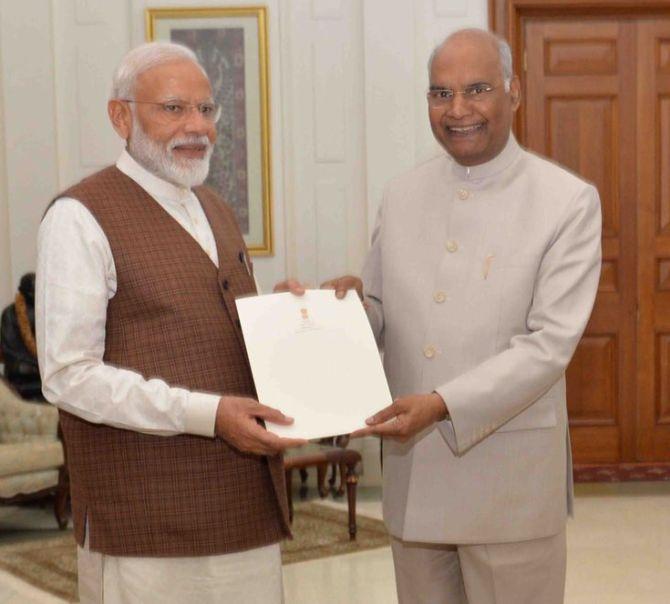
[56,166,130,203]
[520,147,596,196]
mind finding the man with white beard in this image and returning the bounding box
[36,42,305,604]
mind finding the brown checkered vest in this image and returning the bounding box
[54,166,290,556]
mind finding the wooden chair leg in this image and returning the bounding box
[317,462,329,497]
[328,463,337,489]
[334,461,347,497]
[345,462,358,541]
[54,464,70,530]
[299,468,309,499]
[285,468,294,523]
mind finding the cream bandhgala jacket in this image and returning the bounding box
[362,135,602,545]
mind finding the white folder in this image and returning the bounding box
[235,290,391,439]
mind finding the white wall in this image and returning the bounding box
[0,0,487,485]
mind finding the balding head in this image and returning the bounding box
[428,29,513,92]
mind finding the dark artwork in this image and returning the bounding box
[171,28,250,232]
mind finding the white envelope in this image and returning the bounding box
[235,290,392,439]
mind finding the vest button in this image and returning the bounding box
[223,280,230,290]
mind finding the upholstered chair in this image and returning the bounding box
[0,376,68,528]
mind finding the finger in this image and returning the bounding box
[277,436,309,449]
[350,426,376,438]
[252,403,294,425]
[240,424,287,455]
[256,430,308,453]
[335,285,348,299]
[285,278,305,296]
[320,279,337,290]
[366,419,405,438]
[272,280,288,293]
[366,402,400,425]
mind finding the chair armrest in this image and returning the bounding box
[0,378,58,440]
[0,441,64,477]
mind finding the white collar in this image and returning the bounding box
[448,133,522,182]
[116,149,194,203]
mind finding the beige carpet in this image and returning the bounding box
[0,503,390,602]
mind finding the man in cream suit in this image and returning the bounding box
[325,29,601,603]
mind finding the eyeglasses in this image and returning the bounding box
[426,84,500,107]
[122,99,222,124]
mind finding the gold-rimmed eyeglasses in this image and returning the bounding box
[122,99,222,124]
[426,83,501,107]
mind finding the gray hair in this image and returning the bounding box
[427,29,514,92]
[110,42,208,100]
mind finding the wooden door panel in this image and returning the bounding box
[566,336,618,425]
[660,96,670,235]
[638,20,670,460]
[524,18,637,463]
[544,39,618,75]
[547,96,619,235]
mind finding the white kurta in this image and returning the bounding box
[36,151,282,604]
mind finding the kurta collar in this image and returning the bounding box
[448,133,521,182]
[116,149,193,203]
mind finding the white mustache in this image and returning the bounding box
[169,136,212,152]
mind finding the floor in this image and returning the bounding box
[0,482,669,603]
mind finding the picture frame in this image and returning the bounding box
[146,7,273,255]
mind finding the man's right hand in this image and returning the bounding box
[215,396,307,455]
[320,275,363,300]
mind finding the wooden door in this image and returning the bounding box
[637,20,670,462]
[523,15,670,468]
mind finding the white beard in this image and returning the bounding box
[128,118,213,189]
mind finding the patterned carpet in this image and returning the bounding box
[0,503,390,602]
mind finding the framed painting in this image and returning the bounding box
[146,7,273,255]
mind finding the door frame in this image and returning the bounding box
[490,0,670,36]
[489,0,670,481]
[490,0,670,137]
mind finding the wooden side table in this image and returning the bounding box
[284,445,362,540]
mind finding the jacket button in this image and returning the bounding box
[223,280,229,290]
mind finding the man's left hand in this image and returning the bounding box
[351,392,448,442]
